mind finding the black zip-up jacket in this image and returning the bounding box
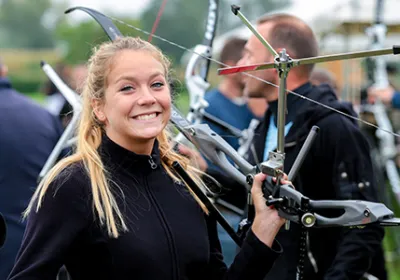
[8,136,282,280]
[246,82,385,280]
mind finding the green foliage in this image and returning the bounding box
[1,49,60,96]
[173,89,190,115]
[0,0,54,49]
[54,21,110,64]
[141,0,209,62]
[54,18,143,64]
[25,92,46,104]
[9,76,42,93]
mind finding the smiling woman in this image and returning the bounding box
[7,36,285,280]
[93,49,172,155]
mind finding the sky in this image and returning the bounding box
[57,0,152,22]
[58,0,321,22]
[57,0,392,23]
[56,0,361,24]
[56,0,393,31]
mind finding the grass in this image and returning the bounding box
[1,49,59,75]
[383,229,400,280]
[383,184,400,280]
[388,262,400,280]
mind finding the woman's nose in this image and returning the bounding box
[137,88,156,106]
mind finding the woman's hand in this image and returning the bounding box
[251,173,289,248]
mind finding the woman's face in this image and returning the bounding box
[94,49,171,153]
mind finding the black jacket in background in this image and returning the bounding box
[8,136,282,280]
[245,82,385,280]
[0,77,64,280]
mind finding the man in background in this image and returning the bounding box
[0,58,64,279]
[235,13,385,280]
[310,67,340,97]
[203,37,257,150]
[70,63,88,94]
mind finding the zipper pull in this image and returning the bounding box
[148,156,157,169]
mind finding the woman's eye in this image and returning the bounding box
[121,85,134,92]
[152,82,164,88]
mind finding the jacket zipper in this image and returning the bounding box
[148,156,157,169]
[144,162,179,279]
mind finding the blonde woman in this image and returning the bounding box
[8,37,286,280]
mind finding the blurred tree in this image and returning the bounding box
[140,0,291,62]
[140,0,209,63]
[0,0,55,49]
[54,18,142,64]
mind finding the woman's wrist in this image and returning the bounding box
[251,217,281,248]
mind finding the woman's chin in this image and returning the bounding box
[133,128,163,141]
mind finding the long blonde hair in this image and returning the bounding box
[25,37,208,238]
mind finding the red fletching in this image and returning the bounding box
[218,63,274,75]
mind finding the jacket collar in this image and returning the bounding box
[0,77,12,90]
[99,134,161,174]
[267,82,312,126]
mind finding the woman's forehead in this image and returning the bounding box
[110,50,164,72]
[105,51,165,84]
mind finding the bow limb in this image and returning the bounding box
[65,6,123,41]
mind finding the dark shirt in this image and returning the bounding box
[248,83,384,280]
[203,89,255,209]
[0,77,63,279]
[8,135,282,280]
[203,88,255,150]
[392,91,400,109]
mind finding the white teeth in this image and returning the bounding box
[136,113,157,120]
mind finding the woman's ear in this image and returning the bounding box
[92,100,106,122]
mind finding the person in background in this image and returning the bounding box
[310,67,340,97]
[368,83,400,110]
[70,63,88,94]
[367,63,400,109]
[311,65,388,280]
[203,37,255,150]
[247,98,268,119]
[0,57,64,279]
[234,13,385,280]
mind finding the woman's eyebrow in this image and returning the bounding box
[115,71,164,84]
